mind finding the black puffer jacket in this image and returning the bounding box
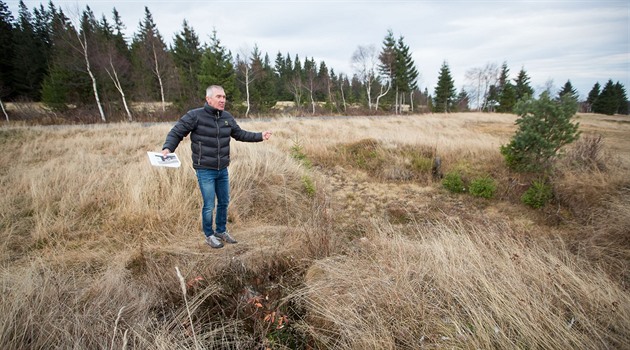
[162,103,263,170]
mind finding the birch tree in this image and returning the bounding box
[68,6,105,122]
[0,96,8,121]
[351,45,378,110]
[376,30,396,111]
[304,57,318,115]
[131,7,174,110]
[94,11,132,121]
[236,46,253,117]
[465,62,499,111]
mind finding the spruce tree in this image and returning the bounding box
[614,82,628,115]
[394,35,419,113]
[130,6,176,106]
[500,91,580,172]
[376,29,396,109]
[378,29,396,87]
[592,80,618,115]
[514,67,534,102]
[249,48,277,112]
[433,61,456,113]
[496,62,516,113]
[0,0,14,99]
[41,7,90,110]
[12,1,48,100]
[586,82,600,112]
[199,29,238,105]
[171,19,202,106]
[111,8,128,56]
[558,80,579,102]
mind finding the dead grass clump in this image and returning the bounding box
[229,142,322,227]
[295,219,630,349]
[552,134,628,224]
[568,187,630,289]
[564,134,608,171]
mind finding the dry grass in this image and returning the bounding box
[1,112,628,349]
[295,219,630,349]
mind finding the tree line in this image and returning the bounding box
[0,1,627,122]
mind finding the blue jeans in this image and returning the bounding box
[196,168,230,237]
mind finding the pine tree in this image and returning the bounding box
[394,35,419,113]
[41,6,94,110]
[0,0,15,99]
[12,1,48,100]
[514,67,534,102]
[496,62,517,113]
[433,61,456,113]
[273,52,291,101]
[500,91,580,172]
[259,53,278,111]
[586,82,600,112]
[378,29,396,86]
[248,47,276,113]
[592,80,618,115]
[171,19,202,106]
[130,6,176,108]
[613,82,628,115]
[286,54,303,109]
[316,60,328,102]
[558,80,578,102]
[198,29,238,105]
[376,29,396,110]
[304,56,318,114]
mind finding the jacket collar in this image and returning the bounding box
[204,102,223,117]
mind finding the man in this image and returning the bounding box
[161,85,272,248]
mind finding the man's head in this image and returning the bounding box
[205,85,226,110]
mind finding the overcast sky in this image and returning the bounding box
[9,0,630,99]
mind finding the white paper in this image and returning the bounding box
[147,152,181,168]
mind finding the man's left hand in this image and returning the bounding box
[262,131,272,141]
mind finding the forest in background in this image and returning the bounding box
[0,0,628,124]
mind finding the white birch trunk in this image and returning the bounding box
[78,31,106,122]
[152,43,166,112]
[244,65,251,118]
[340,81,347,112]
[366,76,372,110]
[1,98,8,122]
[375,80,391,112]
[105,55,133,122]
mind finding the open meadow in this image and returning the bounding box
[1,112,629,349]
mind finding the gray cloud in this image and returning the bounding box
[12,0,629,98]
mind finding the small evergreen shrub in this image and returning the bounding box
[500,92,580,172]
[442,172,466,193]
[301,175,316,198]
[290,138,312,168]
[521,180,553,208]
[469,176,497,199]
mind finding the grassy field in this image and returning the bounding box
[1,112,629,349]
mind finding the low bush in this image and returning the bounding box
[469,176,497,199]
[442,171,466,193]
[521,180,553,208]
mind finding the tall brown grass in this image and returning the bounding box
[1,112,628,349]
[294,219,629,349]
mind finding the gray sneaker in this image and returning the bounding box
[205,235,224,249]
[215,231,238,244]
